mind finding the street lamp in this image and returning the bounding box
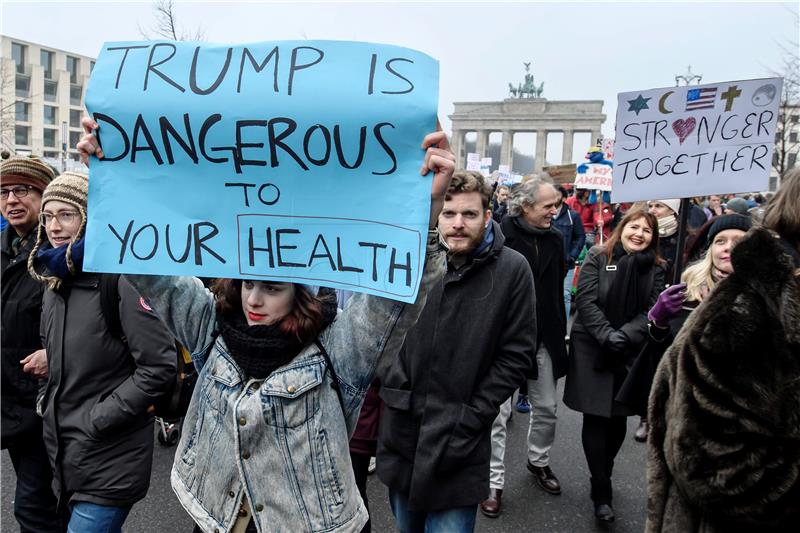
[675,65,702,87]
[60,120,68,172]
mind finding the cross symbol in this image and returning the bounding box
[720,85,742,112]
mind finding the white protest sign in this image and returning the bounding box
[612,77,782,202]
[466,160,481,171]
[575,164,613,191]
[467,152,480,162]
[480,157,492,176]
[601,138,615,161]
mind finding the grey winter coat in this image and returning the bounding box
[39,273,177,506]
[377,221,537,512]
[563,246,663,418]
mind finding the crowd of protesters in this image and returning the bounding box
[2,119,798,533]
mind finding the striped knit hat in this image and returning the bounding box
[28,172,89,289]
[1,155,56,193]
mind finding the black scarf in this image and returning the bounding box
[605,243,656,329]
[218,294,337,380]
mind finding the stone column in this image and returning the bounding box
[561,129,574,164]
[534,130,547,172]
[475,130,488,159]
[500,130,514,167]
[450,129,463,168]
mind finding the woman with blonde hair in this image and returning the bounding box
[646,169,800,532]
[616,213,752,417]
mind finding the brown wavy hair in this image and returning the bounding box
[603,208,665,266]
[211,279,334,345]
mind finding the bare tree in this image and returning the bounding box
[1,63,18,154]
[139,0,205,41]
[766,5,800,188]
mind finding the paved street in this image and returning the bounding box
[2,383,647,532]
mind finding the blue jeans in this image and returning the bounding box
[389,489,477,533]
[564,267,576,317]
[67,502,131,533]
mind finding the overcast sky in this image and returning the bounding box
[2,0,797,164]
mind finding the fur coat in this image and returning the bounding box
[646,228,800,533]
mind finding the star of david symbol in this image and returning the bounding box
[627,94,651,115]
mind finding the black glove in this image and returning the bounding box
[605,330,630,353]
[566,257,576,270]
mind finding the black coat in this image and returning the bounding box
[500,216,568,379]
[1,229,45,447]
[376,221,536,511]
[563,246,664,418]
[39,272,176,506]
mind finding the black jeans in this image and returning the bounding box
[350,451,371,533]
[6,433,61,533]
[581,414,628,504]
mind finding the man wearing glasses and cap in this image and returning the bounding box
[1,155,61,532]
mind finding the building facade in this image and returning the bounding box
[1,35,94,170]
[772,102,799,191]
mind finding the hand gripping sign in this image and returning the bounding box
[83,40,439,303]
[612,77,782,203]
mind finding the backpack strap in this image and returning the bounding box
[314,339,345,416]
[98,273,124,340]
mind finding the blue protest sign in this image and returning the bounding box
[83,40,439,302]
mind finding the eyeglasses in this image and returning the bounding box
[39,211,81,227]
[0,185,35,199]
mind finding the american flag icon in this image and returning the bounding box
[685,88,717,111]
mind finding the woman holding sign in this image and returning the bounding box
[78,119,454,533]
[563,208,665,525]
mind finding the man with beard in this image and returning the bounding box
[481,177,568,517]
[377,170,536,532]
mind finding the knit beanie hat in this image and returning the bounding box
[1,155,56,193]
[724,197,750,216]
[707,214,752,244]
[28,172,89,289]
[654,198,681,215]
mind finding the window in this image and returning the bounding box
[775,132,782,143]
[792,114,799,124]
[15,125,30,145]
[43,128,57,147]
[69,153,81,162]
[15,75,30,97]
[773,152,779,166]
[70,85,83,105]
[70,109,82,128]
[43,105,58,125]
[70,131,82,149]
[789,153,798,170]
[90,61,95,73]
[15,102,30,122]
[67,56,80,84]
[43,151,60,160]
[44,80,58,102]
[12,42,26,73]
[40,49,54,79]
[790,132,798,143]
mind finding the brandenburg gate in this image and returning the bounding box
[448,64,606,173]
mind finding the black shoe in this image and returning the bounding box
[594,503,615,524]
[527,462,562,495]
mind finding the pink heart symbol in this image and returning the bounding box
[672,117,696,145]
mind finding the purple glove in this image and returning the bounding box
[647,283,687,327]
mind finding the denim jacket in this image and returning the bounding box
[126,235,443,533]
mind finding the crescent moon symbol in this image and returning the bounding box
[659,91,674,114]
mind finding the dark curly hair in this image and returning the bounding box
[211,279,335,345]
[445,170,493,209]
